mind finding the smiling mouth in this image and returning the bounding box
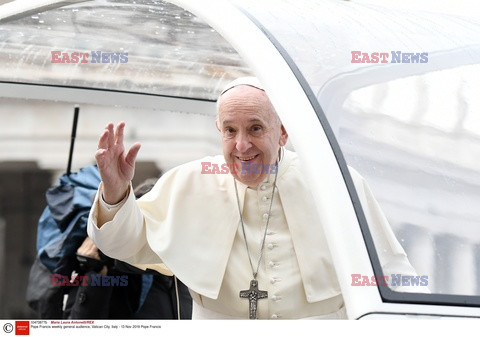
[236,154,258,162]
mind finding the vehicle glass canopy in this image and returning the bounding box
[0,0,251,100]
[0,1,252,315]
[235,0,480,299]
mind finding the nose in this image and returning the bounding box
[235,132,252,153]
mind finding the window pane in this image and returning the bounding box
[237,0,480,297]
[342,65,480,295]
[0,0,251,100]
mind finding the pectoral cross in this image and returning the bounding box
[239,279,268,319]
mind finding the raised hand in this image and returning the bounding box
[95,122,141,204]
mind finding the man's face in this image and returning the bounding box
[216,85,288,187]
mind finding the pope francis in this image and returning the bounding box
[88,77,418,319]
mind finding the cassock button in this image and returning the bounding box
[260,185,267,191]
[268,261,275,267]
[262,213,269,220]
[267,243,274,250]
[262,196,268,202]
[271,314,278,319]
[270,278,276,284]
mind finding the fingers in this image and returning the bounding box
[97,122,114,150]
[77,237,101,260]
[125,142,141,166]
[97,122,125,151]
[115,121,125,146]
[96,122,137,168]
[78,237,95,251]
[97,128,109,150]
[107,122,115,148]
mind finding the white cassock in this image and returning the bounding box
[87,149,418,319]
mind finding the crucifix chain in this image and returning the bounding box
[234,164,278,319]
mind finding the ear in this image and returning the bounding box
[215,118,221,132]
[278,124,288,146]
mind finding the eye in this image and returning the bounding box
[251,125,263,132]
[224,127,236,137]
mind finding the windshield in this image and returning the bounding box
[235,0,480,300]
[0,0,251,100]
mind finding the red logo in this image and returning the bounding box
[15,321,29,335]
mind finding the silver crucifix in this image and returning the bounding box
[239,279,268,319]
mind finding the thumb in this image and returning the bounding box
[125,142,141,166]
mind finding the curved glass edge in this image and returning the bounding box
[0,80,218,103]
[237,6,480,308]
